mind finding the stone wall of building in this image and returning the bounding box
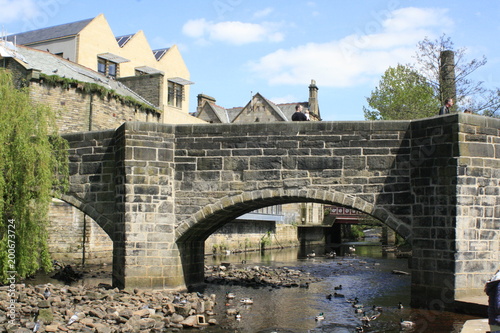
[28,80,159,133]
[204,222,299,254]
[118,73,164,109]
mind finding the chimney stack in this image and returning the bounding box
[308,79,320,119]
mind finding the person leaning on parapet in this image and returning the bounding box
[439,98,454,115]
[485,269,500,333]
[292,104,308,121]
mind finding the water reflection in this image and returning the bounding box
[200,243,479,333]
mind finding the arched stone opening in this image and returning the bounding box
[175,189,411,287]
[47,194,113,267]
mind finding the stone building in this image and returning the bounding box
[196,80,321,123]
[6,14,198,123]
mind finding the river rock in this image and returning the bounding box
[180,315,198,327]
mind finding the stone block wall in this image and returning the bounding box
[28,81,160,133]
[409,114,500,308]
[204,222,299,254]
[118,73,164,109]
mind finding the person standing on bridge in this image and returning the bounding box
[485,269,500,332]
[292,104,308,121]
[439,98,454,115]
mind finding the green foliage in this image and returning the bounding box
[260,231,272,249]
[0,69,69,283]
[349,225,365,240]
[364,64,440,120]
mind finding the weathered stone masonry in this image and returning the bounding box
[60,114,500,309]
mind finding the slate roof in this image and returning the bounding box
[6,18,93,45]
[7,43,156,109]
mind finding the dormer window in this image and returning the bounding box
[167,77,194,109]
[97,53,129,78]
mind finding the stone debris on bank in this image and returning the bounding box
[204,264,323,288]
[0,283,217,332]
[0,264,322,332]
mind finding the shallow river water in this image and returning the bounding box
[27,243,481,333]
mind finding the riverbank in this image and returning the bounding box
[0,264,319,332]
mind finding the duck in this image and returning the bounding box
[307,250,316,258]
[32,320,41,332]
[67,312,79,325]
[400,319,416,330]
[326,294,333,300]
[43,287,51,299]
[235,312,242,321]
[326,251,336,258]
[372,305,383,312]
[299,282,309,288]
[349,245,356,253]
[315,312,325,321]
[398,302,404,309]
[346,297,359,304]
[334,292,345,298]
[354,307,363,314]
[240,297,254,305]
[334,284,342,290]
[225,292,236,299]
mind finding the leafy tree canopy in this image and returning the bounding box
[364,64,440,120]
[0,69,68,283]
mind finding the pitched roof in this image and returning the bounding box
[4,43,156,109]
[6,18,93,45]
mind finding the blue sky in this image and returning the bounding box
[2,0,500,121]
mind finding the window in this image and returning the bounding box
[168,81,184,108]
[98,58,106,75]
[97,57,119,78]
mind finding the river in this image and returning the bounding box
[27,242,481,333]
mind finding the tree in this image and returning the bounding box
[0,69,68,283]
[364,64,440,120]
[413,34,500,116]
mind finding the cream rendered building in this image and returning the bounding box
[7,13,204,124]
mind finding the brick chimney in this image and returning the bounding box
[308,79,320,119]
[197,94,216,113]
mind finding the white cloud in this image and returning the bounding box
[248,7,453,88]
[269,94,298,104]
[0,0,39,24]
[253,7,274,19]
[182,19,284,45]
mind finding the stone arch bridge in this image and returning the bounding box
[60,114,500,309]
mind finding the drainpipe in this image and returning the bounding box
[88,94,93,131]
[82,214,87,267]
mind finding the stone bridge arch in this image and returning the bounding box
[175,188,413,286]
[176,188,411,243]
[58,193,114,239]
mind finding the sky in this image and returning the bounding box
[2,0,500,121]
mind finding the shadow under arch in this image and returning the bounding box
[175,188,412,287]
[56,193,114,241]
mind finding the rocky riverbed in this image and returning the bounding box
[0,263,321,332]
